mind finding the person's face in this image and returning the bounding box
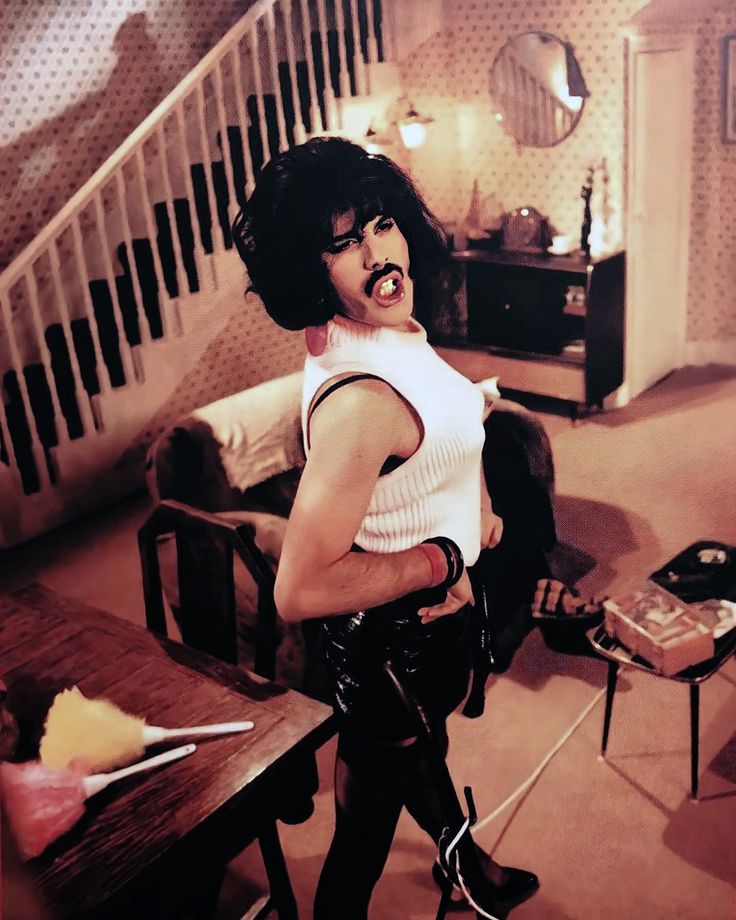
[322,210,414,329]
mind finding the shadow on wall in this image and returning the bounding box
[0,14,165,269]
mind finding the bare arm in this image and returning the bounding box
[274,380,440,621]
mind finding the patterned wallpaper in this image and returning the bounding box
[688,7,736,342]
[2,0,734,346]
[134,286,306,451]
[0,0,254,268]
[399,0,736,346]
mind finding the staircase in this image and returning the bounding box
[0,0,395,548]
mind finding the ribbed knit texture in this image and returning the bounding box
[302,315,485,564]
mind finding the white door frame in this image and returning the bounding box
[622,29,695,404]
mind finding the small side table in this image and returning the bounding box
[588,624,736,800]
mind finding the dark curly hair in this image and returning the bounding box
[231,137,451,330]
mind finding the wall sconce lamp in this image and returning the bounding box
[397,102,434,149]
[364,98,435,152]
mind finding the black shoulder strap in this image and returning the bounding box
[306,372,408,476]
[307,373,386,423]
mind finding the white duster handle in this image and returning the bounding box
[141,720,254,745]
[82,743,196,798]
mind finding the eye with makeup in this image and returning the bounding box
[324,235,359,256]
[324,215,394,256]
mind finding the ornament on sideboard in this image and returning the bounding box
[500,205,552,253]
[580,165,594,259]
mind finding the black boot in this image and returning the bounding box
[434,826,539,919]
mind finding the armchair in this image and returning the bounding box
[140,371,556,697]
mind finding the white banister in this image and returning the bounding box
[0,0,388,540]
[265,5,290,152]
[299,0,324,134]
[349,0,367,96]
[155,124,193,305]
[334,0,351,100]
[230,45,257,196]
[281,0,307,144]
[0,0,275,294]
[92,193,138,388]
[213,62,240,225]
[134,149,182,338]
[0,292,51,490]
[195,84,226,255]
[173,106,215,290]
[316,0,339,129]
[0,397,21,489]
[23,267,69,446]
[365,0,379,68]
[71,217,113,397]
[48,239,97,436]
[249,24,273,165]
[115,171,152,357]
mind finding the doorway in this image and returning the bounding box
[625,31,694,400]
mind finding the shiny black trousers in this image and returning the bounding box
[322,584,473,743]
[314,587,472,919]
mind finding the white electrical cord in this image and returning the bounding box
[471,683,610,834]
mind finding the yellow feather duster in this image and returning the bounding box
[40,686,254,773]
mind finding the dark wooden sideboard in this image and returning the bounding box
[423,248,626,411]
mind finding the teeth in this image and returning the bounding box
[378,278,397,297]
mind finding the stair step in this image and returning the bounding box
[3,368,46,494]
[3,379,39,494]
[190,164,215,255]
[70,318,102,398]
[210,161,233,250]
[45,324,85,441]
[2,0,391,511]
[154,199,201,298]
[89,280,127,387]
[116,240,165,341]
[173,199,200,294]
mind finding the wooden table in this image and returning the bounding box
[0,584,335,919]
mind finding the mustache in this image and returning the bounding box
[365,263,403,297]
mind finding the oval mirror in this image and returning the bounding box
[489,32,589,148]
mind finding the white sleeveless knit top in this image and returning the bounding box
[302,315,485,565]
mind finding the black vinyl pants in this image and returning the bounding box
[313,722,460,920]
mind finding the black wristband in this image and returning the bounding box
[422,537,465,590]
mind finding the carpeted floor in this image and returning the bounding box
[2,362,735,919]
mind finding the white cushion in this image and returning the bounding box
[191,371,305,492]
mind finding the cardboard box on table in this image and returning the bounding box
[603,583,715,676]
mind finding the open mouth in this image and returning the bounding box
[368,268,405,308]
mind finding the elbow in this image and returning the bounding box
[274,576,315,623]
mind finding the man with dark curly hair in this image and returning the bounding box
[233,137,538,919]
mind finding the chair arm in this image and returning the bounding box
[482,401,556,552]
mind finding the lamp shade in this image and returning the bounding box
[565,42,590,98]
[399,121,427,148]
[397,104,433,149]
